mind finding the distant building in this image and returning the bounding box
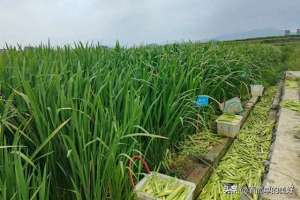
[297,29,300,35]
[284,30,291,36]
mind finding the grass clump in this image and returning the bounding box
[285,44,300,71]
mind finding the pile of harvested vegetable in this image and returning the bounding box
[281,100,300,112]
[285,80,299,89]
[163,131,222,178]
[138,173,192,199]
[216,114,242,123]
[180,131,222,157]
[199,87,277,200]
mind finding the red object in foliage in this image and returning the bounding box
[128,155,151,188]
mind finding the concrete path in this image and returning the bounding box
[263,71,300,200]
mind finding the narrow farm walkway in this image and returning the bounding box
[198,87,277,200]
[262,71,300,200]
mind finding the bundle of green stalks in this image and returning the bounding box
[281,100,300,112]
[180,131,222,157]
[285,80,299,89]
[216,114,241,123]
[139,173,191,199]
[162,131,222,178]
[0,42,284,199]
[199,87,277,200]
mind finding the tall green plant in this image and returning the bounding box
[0,42,284,199]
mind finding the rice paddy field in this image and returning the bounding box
[0,42,287,199]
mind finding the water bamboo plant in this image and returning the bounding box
[0,42,283,199]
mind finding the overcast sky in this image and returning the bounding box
[0,0,299,47]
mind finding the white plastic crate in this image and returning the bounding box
[134,172,196,200]
[250,85,264,97]
[216,114,243,138]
